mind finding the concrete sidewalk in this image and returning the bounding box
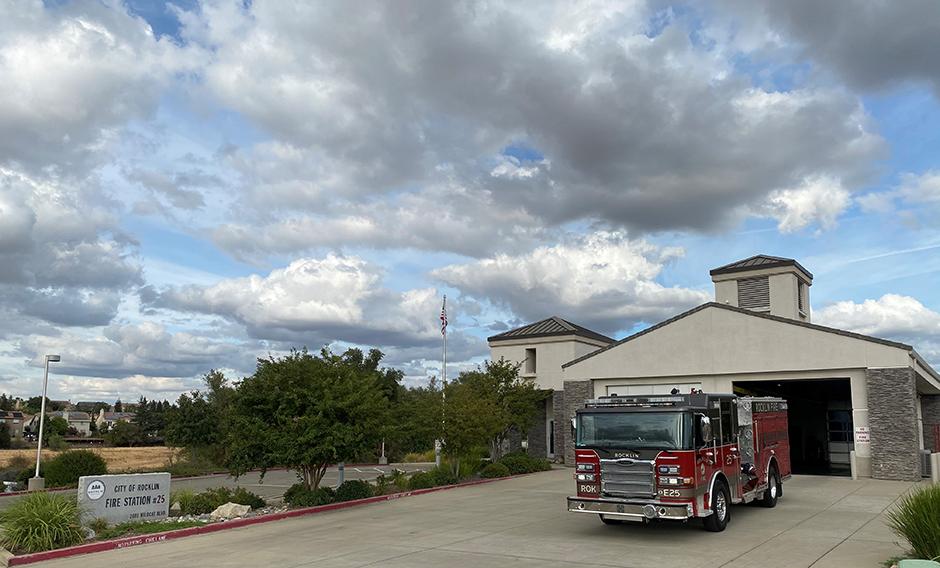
[38,469,918,567]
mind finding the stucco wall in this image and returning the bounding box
[565,306,911,381]
[490,336,606,391]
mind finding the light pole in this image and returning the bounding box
[29,354,60,492]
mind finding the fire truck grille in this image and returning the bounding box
[600,458,655,498]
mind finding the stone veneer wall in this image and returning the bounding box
[868,368,921,481]
[922,395,940,453]
[552,390,565,463]
[526,393,549,459]
[563,380,593,466]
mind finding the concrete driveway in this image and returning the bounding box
[39,469,918,568]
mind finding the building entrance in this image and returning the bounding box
[734,379,853,476]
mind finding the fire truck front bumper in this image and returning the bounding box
[567,496,694,521]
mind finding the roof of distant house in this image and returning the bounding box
[0,411,24,420]
[100,412,135,421]
[50,411,91,421]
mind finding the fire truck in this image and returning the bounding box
[567,392,791,532]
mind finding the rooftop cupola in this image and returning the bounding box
[710,255,813,322]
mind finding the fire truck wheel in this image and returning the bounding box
[759,467,780,508]
[703,481,731,532]
[599,514,624,525]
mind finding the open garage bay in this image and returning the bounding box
[38,468,921,568]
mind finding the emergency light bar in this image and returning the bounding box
[585,395,686,408]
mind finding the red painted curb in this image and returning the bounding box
[6,472,536,565]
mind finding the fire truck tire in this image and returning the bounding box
[599,514,624,525]
[703,481,731,532]
[759,467,780,508]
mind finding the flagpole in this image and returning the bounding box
[437,295,448,468]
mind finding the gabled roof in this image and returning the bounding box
[562,302,912,369]
[709,254,813,280]
[488,316,614,344]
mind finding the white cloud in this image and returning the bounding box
[143,254,485,360]
[764,175,851,233]
[816,294,940,364]
[432,232,710,334]
[19,321,257,380]
[174,0,882,258]
[0,0,203,175]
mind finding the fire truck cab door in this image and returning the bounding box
[717,398,742,500]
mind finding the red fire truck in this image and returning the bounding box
[567,392,790,532]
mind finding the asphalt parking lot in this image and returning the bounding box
[40,468,920,568]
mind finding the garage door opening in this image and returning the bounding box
[733,379,853,476]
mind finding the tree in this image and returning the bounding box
[386,379,441,459]
[0,423,10,449]
[36,416,69,445]
[106,421,145,447]
[443,359,542,465]
[165,370,234,464]
[226,348,388,490]
[136,397,168,440]
[113,399,123,413]
[24,396,50,415]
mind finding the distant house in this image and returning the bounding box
[50,411,92,437]
[96,410,135,430]
[0,411,26,438]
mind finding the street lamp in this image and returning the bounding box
[29,354,60,492]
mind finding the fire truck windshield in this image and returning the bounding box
[576,411,692,450]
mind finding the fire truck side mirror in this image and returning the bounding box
[697,414,714,446]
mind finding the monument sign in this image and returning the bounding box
[78,473,171,524]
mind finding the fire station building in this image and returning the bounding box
[488,255,940,481]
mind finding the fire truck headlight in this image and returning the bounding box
[657,465,680,474]
[576,473,596,482]
[576,464,596,472]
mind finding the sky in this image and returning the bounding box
[2,0,940,403]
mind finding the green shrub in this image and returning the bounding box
[407,471,435,490]
[16,465,40,486]
[496,453,532,475]
[335,480,374,502]
[47,435,68,451]
[44,450,107,488]
[232,487,266,510]
[0,492,84,553]
[429,466,458,486]
[497,452,552,475]
[480,462,511,478]
[283,484,335,508]
[402,450,436,463]
[172,486,266,515]
[887,484,940,561]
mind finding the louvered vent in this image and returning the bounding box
[737,276,770,310]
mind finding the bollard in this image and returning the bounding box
[849,450,858,481]
[337,462,345,487]
[932,453,940,484]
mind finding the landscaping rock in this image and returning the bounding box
[209,502,251,521]
[169,501,181,516]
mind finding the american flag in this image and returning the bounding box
[440,295,448,335]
